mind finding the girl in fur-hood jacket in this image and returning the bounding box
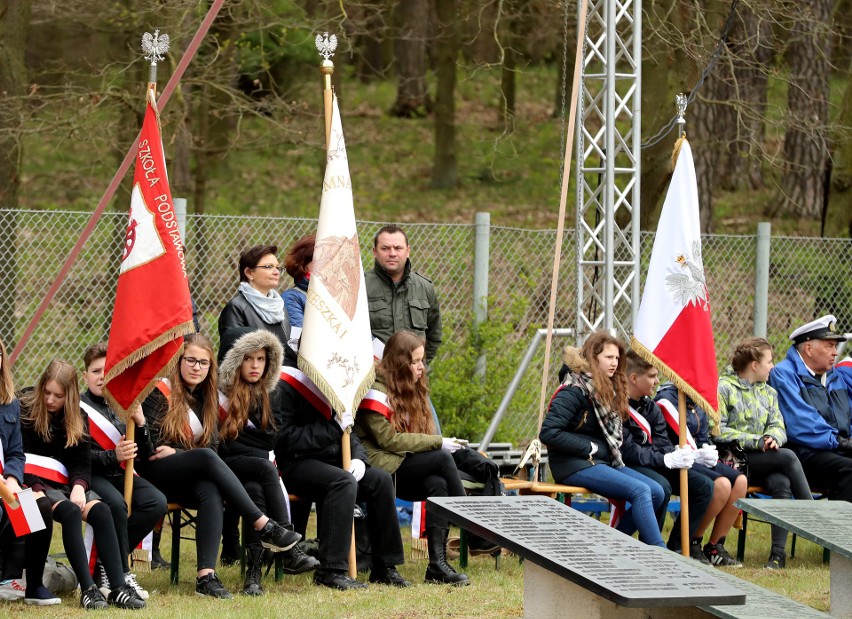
[217,328,317,594]
[540,331,668,548]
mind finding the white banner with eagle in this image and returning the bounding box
[297,93,374,429]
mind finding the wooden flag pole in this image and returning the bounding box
[316,33,357,579]
[678,390,690,557]
[532,0,589,483]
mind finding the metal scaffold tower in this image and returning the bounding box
[575,0,641,341]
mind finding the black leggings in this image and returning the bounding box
[394,449,466,530]
[141,448,265,571]
[91,475,168,572]
[52,500,125,590]
[224,456,290,550]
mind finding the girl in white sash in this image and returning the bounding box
[216,328,318,595]
[0,337,57,605]
[138,334,301,599]
[20,360,145,610]
[354,330,469,586]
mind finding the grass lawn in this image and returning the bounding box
[0,507,831,618]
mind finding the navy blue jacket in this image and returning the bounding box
[0,400,25,484]
[540,384,615,482]
[621,396,676,469]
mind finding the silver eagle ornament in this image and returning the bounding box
[142,30,170,65]
[315,32,338,60]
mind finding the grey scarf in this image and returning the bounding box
[238,282,288,326]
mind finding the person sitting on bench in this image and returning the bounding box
[621,351,714,562]
[540,331,668,548]
[717,337,812,569]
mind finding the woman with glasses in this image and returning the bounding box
[139,334,301,599]
[218,244,291,364]
[20,360,146,610]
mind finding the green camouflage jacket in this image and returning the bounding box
[717,366,786,451]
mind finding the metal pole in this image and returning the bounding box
[753,222,771,338]
[473,212,490,380]
[479,328,574,452]
[174,197,187,243]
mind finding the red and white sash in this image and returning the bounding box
[24,454,70,485]
[359,389,393,420]
[627,405,653,444]
[656,398,698,450]
[0,438,4,475]
[216,390,258,430]
[80,401,122,452]
[279,367,332,421]
[156,379,204,441]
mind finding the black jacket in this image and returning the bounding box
[621,396,676,470]
[82,390,156,477]
[140,385,219,455]
[540,385,615,482]
[19,390,91,493]
[274,379,368,467]
[217,291,290,363]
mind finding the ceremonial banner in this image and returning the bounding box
[298,94,374,429]
[103,88,194,414]
[631,139,718,416]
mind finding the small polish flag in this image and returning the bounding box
[3,488,46,536]
[411,501,427,539]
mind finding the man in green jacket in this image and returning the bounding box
[365,225,442,364]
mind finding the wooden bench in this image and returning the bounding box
[736,498,852,618]
[429,495,746,619]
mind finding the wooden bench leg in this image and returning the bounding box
[736,512,748,562]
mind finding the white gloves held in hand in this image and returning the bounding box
[441,437,463,453]
[663,446,695,470]
[348,458,366,481]
[696,444,719,467]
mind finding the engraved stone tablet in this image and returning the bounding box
[735,499,852,559]
[428,495,745,608]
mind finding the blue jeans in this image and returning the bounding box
[563,464,667,547]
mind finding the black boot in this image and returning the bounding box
[424,528,469,586]
[243,547,264,596]
[151,527,170,570]
[280,543,321,574]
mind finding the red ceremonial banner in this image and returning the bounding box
[103,87,195,414]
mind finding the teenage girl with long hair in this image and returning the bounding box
[217,328,318,595]
[540,331,668,548]
[138,333,300,599]
[355,330,470,586]
[20,360,145,609]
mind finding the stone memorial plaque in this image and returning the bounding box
[429,495,745,608]
[735,499,852,559]
[683,555,830,618]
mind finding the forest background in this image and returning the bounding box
[1,0,850,238]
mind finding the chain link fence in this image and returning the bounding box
[1,210,849,445]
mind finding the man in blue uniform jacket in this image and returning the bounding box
[769,314,852,501]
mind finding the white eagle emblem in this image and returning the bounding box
[315,32,338,60]
[665,240,709,310]
[141,30,170,65]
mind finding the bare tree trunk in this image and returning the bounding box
[826,57,852,237]
[729,4,773,190]
[391,0,432,117]
[779,0,835,217]
[0,0,30,348]
[431,0,459,188]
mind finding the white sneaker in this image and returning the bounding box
[124,572,149,600]
[0,578,26,600]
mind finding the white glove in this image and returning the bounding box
[337,411,354,432]
[663,446,695,469]
[441,437,463,453]
[589,442,598,456]
[348,458,366,481]
[697,444,718,467]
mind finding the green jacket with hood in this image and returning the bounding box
[717,366,786,451]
